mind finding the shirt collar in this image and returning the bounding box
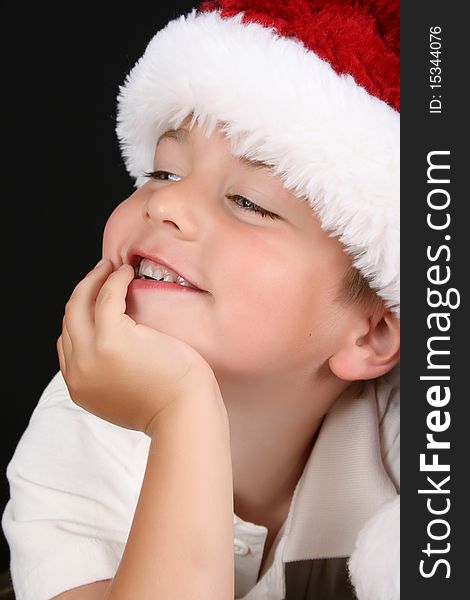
[282,377,398,561]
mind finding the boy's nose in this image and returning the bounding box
[142,184,203,241]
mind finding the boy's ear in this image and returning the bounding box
[328,309,400,381]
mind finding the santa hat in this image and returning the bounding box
[349,495,400,600]
[115,0,399,315]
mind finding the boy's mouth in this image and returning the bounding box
[135,257,199,289]
[128,251,206,292]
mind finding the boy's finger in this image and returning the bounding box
[56,335,66,377]
[94,264,135,339]
[61,316,74,359]
[68,259,113,303]
[66,259,113,344]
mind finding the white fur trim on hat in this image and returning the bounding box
[116,9,400,314]
[348,495,400,600]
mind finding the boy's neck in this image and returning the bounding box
[217,366,357,526]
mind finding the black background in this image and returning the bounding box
[3,2,468,598]
[3,1,196,575]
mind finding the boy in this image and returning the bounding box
[2,1,400,599]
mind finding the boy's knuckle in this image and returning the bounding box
[64,296,78,315]
[70,279,86,295]
[59,318,66,336]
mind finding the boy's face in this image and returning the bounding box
[102,118,357,380]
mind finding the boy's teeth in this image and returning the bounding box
[137,258,196,288]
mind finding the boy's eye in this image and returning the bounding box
[143,171,278,220]
[228,195,278,220]
[144,170,182,182]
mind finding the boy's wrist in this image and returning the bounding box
[145,373,228,439]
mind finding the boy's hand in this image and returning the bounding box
[57,259,217,436]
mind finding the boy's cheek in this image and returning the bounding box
[102,198,141,260]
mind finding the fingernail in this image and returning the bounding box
[95,258,106,268]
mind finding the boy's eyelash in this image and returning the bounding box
[143,170,181,182]
[227,195,278,219]
[143,170,279,220]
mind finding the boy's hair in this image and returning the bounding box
[336,265,384,316]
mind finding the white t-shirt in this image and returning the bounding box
[2,367,399,600]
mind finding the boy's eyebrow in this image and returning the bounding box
[238,155,273,172]
[157,128,273,172]
[157,128,190,145]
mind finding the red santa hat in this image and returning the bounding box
[116,0,400,314]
